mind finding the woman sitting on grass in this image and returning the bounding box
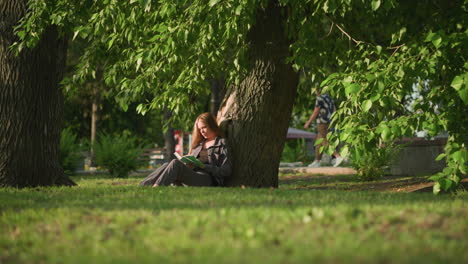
[140,112,231,187]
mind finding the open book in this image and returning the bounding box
[174,152,204,168]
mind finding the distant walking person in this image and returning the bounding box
[304,89,343,168]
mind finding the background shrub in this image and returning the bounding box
[351,144,399,181]
[60,128,83,174]
[93,132,145,178]
[281,139,314,163]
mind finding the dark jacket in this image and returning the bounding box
[191,137,231,186]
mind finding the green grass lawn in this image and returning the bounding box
[1,174,467,263]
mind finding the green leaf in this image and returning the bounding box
[371,0,381,11]
[209,0,221,7]
[340,145,349,158]
[441,178,453,191]
[396,68,405,78]
[460,164,467,174]
[381,126,390,141]
[370,94,381,102]
[340,132,350,141]
[136,57,142,72]
[139,0,147,7]
[72,30,80,40]
[17,30,26,39]
[450,75,464,91]
[432,34,442,48]
[322,0,329,12]
[149,34,159,42]
[235,5,242,15]
[345,83,360,96]
[320,73,338,87]
[425,31,435,42]
[377,81,385,92]
[108,35,117,49]
[120,103,129,112]
[365,74,376,82]
[428,173,443,181]
[452,150,467,163]
[136,104,144,114]
[435,153,446,161]
[156,24,167,33]
[363,100,372,112]
[398,27,407,40]
[433,182,441,194]
[458,89,468,105]
[314,138,324,146]
[376,45,382,54]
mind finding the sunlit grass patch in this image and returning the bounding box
[0,174,467,263]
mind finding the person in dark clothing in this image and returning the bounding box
[139,112,231,187]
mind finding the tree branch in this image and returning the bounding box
[320,22,334,40]
[387,44,405,57]
[334,23,363,45]
[325,16,364,45]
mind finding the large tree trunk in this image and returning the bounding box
[0,1,75,187]
[220,1,299,187]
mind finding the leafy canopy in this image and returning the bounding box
[13,0,468,192]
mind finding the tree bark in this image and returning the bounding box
[89,85,100,166]
[220,1,299,187]
[163,109,176,162]
[0,1,75,187]
[209,78,226,116]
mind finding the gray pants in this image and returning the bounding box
[139,159,213,187]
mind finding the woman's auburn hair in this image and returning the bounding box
[189,112,221,153]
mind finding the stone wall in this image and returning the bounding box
[389,138,447,176]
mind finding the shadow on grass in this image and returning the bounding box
[0,173,460,213]
[280,174,432,192]
[280,174,362,185]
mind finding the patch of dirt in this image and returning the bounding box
[280,174,468,193]
[279,166,357,175]
[111,181,135,186]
